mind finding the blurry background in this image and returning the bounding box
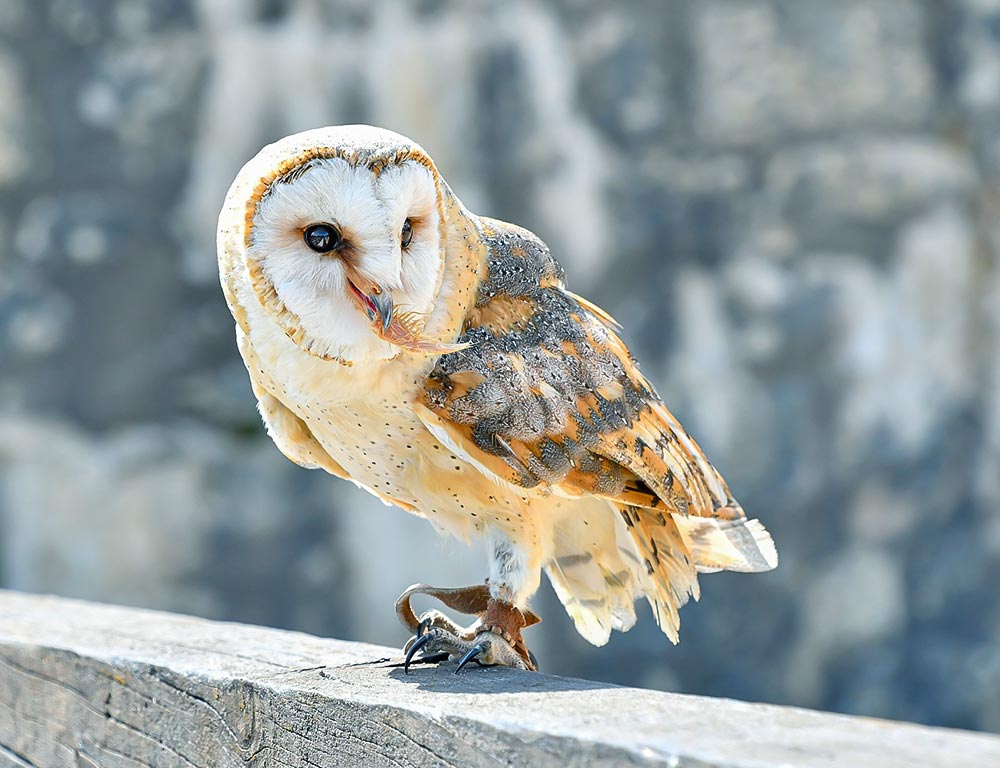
[1,0,998,734]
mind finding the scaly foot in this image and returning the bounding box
[394,583,540,673]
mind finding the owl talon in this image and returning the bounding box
[455,642,490,674]
[395,583,539,672]
[403,632,434,674]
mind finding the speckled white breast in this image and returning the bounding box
[291,364,541,547]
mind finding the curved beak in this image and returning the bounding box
[344,267,394,332]
[368,290,394,332]
[342,262,468,356]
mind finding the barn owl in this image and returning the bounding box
[217,125,777,672]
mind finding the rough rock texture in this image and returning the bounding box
[2,591,999,768]
[1,0,999,735]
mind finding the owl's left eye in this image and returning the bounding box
[400,218,413,249]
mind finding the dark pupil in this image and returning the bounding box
[304,224,339,252]
[401,219,413,248]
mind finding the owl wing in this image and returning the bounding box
[415,219,776,641]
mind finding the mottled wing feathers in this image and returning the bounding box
[420,218,756,523]
[418,219,776,642]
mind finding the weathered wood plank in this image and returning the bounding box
[0,591,997,768]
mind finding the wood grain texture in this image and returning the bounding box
[0,591,997,768]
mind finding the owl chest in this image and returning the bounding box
[295,395,535,541]
[247,328,539,538]
[304,397,429,503]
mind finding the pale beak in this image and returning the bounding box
[344,266,394,332]
[368,290,394,332]
[343,262,468,356]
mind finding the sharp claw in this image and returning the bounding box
[416,618,431,638]
[455,642,488,674]
[404,632,433,674]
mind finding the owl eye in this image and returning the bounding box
[401,218,413,249]
[303,223,341,253]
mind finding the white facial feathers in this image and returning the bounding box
[246,158,442,362]
[375,162,442,319]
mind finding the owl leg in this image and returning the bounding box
[470,532,543,670]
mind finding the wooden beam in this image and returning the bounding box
[0,591,997,767]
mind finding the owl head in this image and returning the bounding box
[218,125,474,366]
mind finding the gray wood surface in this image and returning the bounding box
[0,591,997,768]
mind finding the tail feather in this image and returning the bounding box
[672,514,778,573]
[614,500,777,643]
[545,492,777,646]
[544,498,644,646]
[614,502,699,643]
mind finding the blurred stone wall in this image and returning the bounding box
[1,0,999,733]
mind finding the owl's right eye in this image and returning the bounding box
[303,223,341,253]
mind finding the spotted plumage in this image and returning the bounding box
[217,125,776,666]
